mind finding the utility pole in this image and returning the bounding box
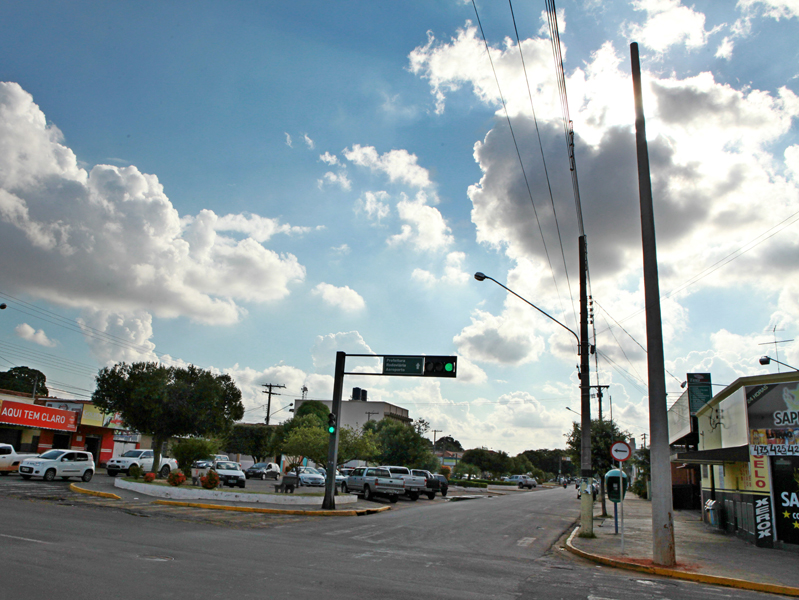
[431,430,442,448]
[631,42,675,567]
[641,433,648,448]
[579,234,593,537]
[322,352,345,510]
[261,383,286,425]
[590,385,610,421]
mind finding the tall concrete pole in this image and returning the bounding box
[630,42,675,566]
[322,351,345,510]
[579,234,593,536]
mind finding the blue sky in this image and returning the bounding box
[1,1,798,455]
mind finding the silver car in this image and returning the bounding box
[296,467,325,487]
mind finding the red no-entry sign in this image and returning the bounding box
[610,441,632,462]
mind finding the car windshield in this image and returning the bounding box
[301,467,321,475]
[216,461,237,470]
[121,450,143,457]
[39,450,66,460]
[251,463,266,468]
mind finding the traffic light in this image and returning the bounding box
[423,356,457,378]
[327,412,337,434]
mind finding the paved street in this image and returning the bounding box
[0,478,784,600]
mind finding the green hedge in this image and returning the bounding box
[450,479,488,488]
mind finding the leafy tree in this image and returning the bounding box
[461,448,512,478]
[337,425,378,465]
[510,454,533,476]
[453,461,480,480]
[434,435,464,452]
[630,447,650,498]
[565,418,631,515]
[374,419,438,470]
[521,448,574,477]
[170,438,220,476]
[0,367,48,397]
[294,400,329,426]
[282,423,328,466]
[92,362,244,474]
[225,423,275,463]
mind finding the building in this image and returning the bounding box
[293,390,411,430]
[0,389,124,466]
[669,371,799,549]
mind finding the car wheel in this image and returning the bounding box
[441,489,448,497]
[427,492,436,500]
[261,473,266,480]
[107,471,117,477]
[341,482,348,493]
[238,481,246,489]
[160,465,170,478]
[409,492,419,501]
[0,471,8,476]
[82,470,93,482]
[43,469,56,482]
[21,475,31,480]
[363,485,372,501]
[519,483,524,489]
[390,494,398,503]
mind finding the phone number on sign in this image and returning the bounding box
[750,444,799,456]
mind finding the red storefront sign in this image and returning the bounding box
[0,400,78,432]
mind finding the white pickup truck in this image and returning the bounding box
[382,465,426,501]
[0,443,38,474]
[106,449,179,477]
[343,466,405,503]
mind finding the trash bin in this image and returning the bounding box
[704,499,720,527]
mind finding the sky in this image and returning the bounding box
[0,0,798,457]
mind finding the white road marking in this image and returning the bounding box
[0,533,52,544]
[517,537,536,547]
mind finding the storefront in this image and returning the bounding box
[673,372,799,549]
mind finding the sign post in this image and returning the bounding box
[610,441,632,554]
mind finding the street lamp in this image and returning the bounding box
[474,273,579,346]
[759,356,799,371]
[565,406,580,418]
[475,271,593,536]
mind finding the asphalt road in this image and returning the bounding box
[0,481,780,600]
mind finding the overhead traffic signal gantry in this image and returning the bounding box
[423,356,457,378]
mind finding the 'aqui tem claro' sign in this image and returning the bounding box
[381,356,457,377]
[610,441,632,462]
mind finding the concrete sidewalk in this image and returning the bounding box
[566,495,799,596]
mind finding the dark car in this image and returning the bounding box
[434,474,449,497]
[245,462,280,480]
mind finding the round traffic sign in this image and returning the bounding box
[610,441,632,462]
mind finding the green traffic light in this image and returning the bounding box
[328,426,336,434]
[445,362,453,372]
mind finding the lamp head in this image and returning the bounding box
[680,381,687,389]
[759,356,771,366]
[474,272,487,281]
[0,303,6,310]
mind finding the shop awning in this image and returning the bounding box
[0,399,78,432]
[674,445,750,465]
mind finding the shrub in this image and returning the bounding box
[143,472,156,483]
[128,465,143,479]
[168,470,186,487]
[201,469,220,489]
[439,465,451,479]
[170,437,220,478]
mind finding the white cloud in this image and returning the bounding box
[78,310,157,365]
[343,144,432,189]
[785,145,799,181]
[356,191,391,222]
[284,132,293,147]
[303,133,315,149]
[626,0,713,53]
[0,83,307,335]
[738,0,799,19]
[312,283,366,313]
[14,323,57,347]
[412,251,469,286]
[715,36,734,59]
[388,192,453,251]
[320,152,339,165]
[317,171,352,190]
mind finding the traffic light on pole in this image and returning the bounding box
[327,412,337,434]
[423,356,457,378]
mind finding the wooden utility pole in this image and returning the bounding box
[261,383,285,425]
[579,234,593,537]
[631,42,675,567]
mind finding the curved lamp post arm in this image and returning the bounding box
[474,272,579,347]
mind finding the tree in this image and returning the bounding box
[434,435,464,452]
[294,400,329,426]
[92,362,244,474]
[170,437,220,476]
[461,448,512,478]
[565,418,631,516]
[0,367,48,397]
[630,447,650,498]
[453,461,480,480]
[374,419,438,470]
[225,423,275,463]
[521,448,574,477]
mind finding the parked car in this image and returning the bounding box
[106,449,179,477]
[19,450,95,482]
[434,474,449,497]
[344,466,404,502]
[317,467,346,487]
[517,475,537,489]
[380,465,426,501]
[0,443,37,474]
[411,469,441,499]
[212,460,246,488]
[245,462,280,480]
[295,466,325,487]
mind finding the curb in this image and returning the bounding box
[152,500,391,516]
[69,483,121,500]
[565,527,799,597]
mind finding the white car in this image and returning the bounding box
[295,467,325,487]
[19,450,95,482]
[211,460,246,488]
[106,449,179,477]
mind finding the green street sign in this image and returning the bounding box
[383,356,424,375]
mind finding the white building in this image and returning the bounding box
[293,390,410,430]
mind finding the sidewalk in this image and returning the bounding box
[566,495,799,597]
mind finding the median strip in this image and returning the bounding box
[152,499,391,516]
